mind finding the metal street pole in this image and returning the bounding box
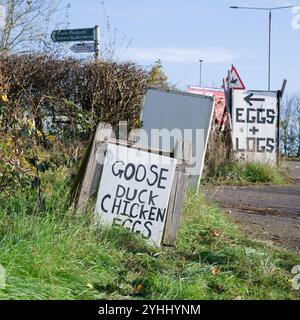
[95,25,100,61]
[199,59,203,86]
[230,5,296,91]
[268,10,271,91]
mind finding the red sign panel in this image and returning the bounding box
[187,86,227,127]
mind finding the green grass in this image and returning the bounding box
[203,160,290,186]
[0,168,299,300]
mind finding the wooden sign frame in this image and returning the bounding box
[72,123,191,247]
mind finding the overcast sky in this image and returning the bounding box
[68,0,300,94]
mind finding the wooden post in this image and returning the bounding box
[75,123,113,211]
[163,140,191,247]
[276,91,281,166]
[276,79,287,166]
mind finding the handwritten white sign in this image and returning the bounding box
[95,143,177,247]
[232,90,278,163]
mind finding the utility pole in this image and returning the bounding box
[199,59,203,86]
[230,5,296,91]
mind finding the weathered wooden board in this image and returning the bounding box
[75,123,113,210]
[163,140,191,246]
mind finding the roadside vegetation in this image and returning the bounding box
[0,168,299,300]
[1,1,299,302]
[203,160,290,186]
[0,53,298,301]
[204,129,290,186]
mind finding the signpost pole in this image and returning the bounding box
[95,25,100,61]
[199,59,203,86]
[276,91,281,165]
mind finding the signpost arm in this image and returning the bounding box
[279,79,287,99]
[95,25,100,61]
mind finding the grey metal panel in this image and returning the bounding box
[139,88,214,180]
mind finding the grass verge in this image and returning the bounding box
[203,161,290,186]
[0,168,299,300]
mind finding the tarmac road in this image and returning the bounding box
[205,161,300,254]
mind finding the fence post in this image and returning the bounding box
[163,139,191,246]
[75,123,113,211]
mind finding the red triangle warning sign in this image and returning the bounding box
[227,65,245,90]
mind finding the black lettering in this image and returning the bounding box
[266,138,275,152]
[257,109,266,124]
[135,164,147,182]
[115,185,125,198]
[147,165,159,186]
[126,188,137,201]
[148,191,158,206]
[144,221,152,239]
[129,203,139,218]
[157,208,166,223]
[101,194,111,213]
[112,198,122,215]
[121,200,130,215]
[122,218,132,230]
[139,205,148,220]
[158,168,168,189]
[148,207,157,221]
[138,190,147,204]
[257,138,266,153]
[112,161,124,178]
[236,138,245,152]
[236,108,245,123]
[247,108,256,123]
[132,220,142,234]
[112,217,122,226]
[266,109,276,124]
[124,163,135,180]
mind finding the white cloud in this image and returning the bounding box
[125,47,239,64]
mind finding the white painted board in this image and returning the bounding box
[94,143,177,247]
[70,42,95,53]
[232,90,278,163]
[138,88,214,182]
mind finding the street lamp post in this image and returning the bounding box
[199,59,203,87]
[230,5,295,91]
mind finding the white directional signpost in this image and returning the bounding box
[70,42,95,53]
[232,90,278,164]
[51,26,100,60]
